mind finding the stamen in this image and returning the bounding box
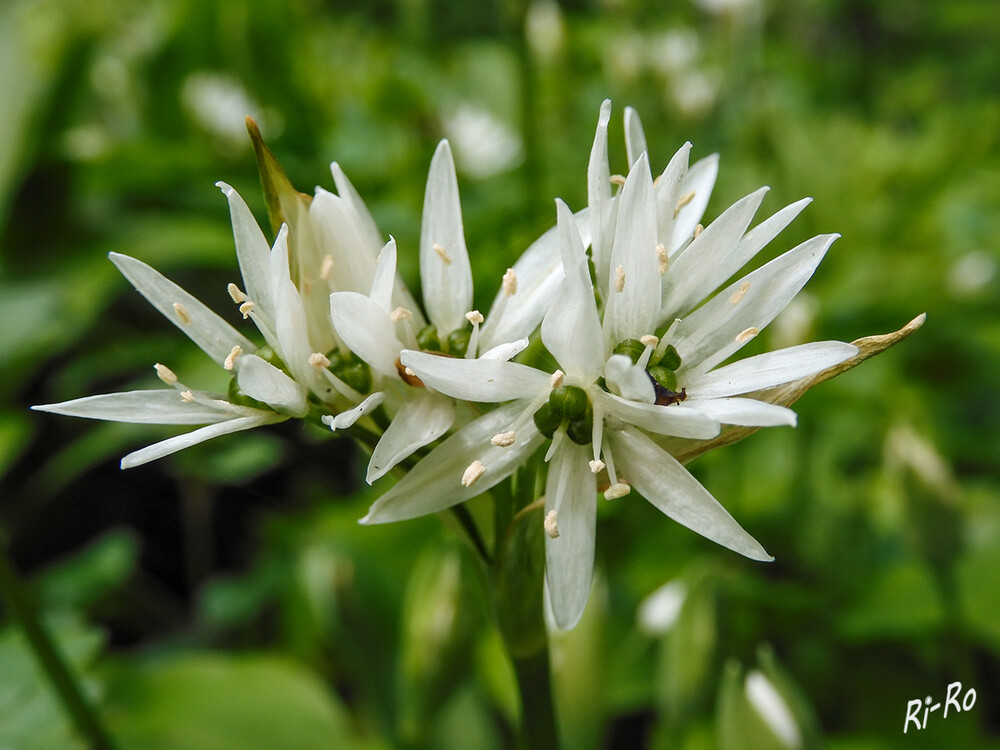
[461,459,486,487]
[605,482,632,500]
[404,366,417,378]
[465,310,484,325]
[502,268,518,296]
[154,363,178,385]
[390,307,413,322]
[544,510,560,538]
[319,254,334,281]
[610,174,626,186]
[180,390,195,402]
[615,265,626,293]
[227,283,247,303]
[729,281,750,305]
[224,345,243,371]
[589,459,605,474]
[694,223,704,238]
[640,334,658,348]
[549,369,565,388]
[637,341,655,370]
[465,311,483,359]
[309,352,331,369]
[433,243,452,265]
[736,327,760,344]
[674,190,695,218]
[653,318,682,362]
[173,302,192,325]
[239,301,255,319]
[544,426,566,462]
[656,243,668,275]
[491,431,516,447]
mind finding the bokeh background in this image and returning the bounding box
[1,0,998,748]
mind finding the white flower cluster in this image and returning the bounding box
[35,101,857,628]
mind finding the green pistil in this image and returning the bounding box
[651,343,681,370]
[533,402,561,438]
[549,385,588,421]
[648,364,678,392]
[612,338,646,365]
[416,324,441,352]
[533,385,594,445]
[328,350,372,394]
[446,324,472,357]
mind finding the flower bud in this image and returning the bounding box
[548,385,589,420]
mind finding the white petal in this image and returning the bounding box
[609,424,772,561]
[369,237,398,313]
[682,397,797,427]
[330,161,385,255]
[675,234,838,377]
[366,390,455,482]
[330,291,405,377]
[480,338,528,362]
[401,350,550,402]
[686,341,859,399]
[670,153,719,254]
[604,152,661,346]
[216,182,273,314]
[419,140,473,334]
[269,226,319,388]
[479,208,591,353]
[653,142,692,248]
[598,390,721,439]
[236,354,309,416]
[541,201,604,381]
[120,414,282,469]
[109,253,255,368]
[361,401,544,523]
[588,100,613,282]
[323,391,385,430]
[545,441,597,630]
[661,186,769,319]
[604,354,655,404]
[624,106,648,168]
[309,188,380,293]
[33,390,252,425]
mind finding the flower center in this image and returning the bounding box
[611,336,687,407]
[533,385,593,445]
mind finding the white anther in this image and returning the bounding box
[227,283,247,303]
[154,363,177,385]
[674,190,695,218]
[640,334,658,348]
[319,254,334,281]
[180,390,195,402]
[465,310,484,325]
[694,223,704,238]
[390,307,413,322]
[736,327,760,344]
[491,430,516,447]
[461,459,486,487]
[589,459,605,474]
[404,366,416,377]
[615,265,626,293]
[173,302,191,325]
[502,268,518,296]
[604,482,631,500]
[433,243,452,265]
[656,243,668,275]
[544,510,560,538]
[309,352,330,368]
[729,281,751,305]
[224,345,243,371]
[239,301,255,319]
[549,370,565,388]
[610,174,626,186]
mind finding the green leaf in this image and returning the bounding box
[838,560,945,640]
[36,531,138,610]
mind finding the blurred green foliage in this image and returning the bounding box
[1,0,998,747]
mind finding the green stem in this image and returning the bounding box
[448,505,492,565]
[0,541,118,750]
[513,648,560,750]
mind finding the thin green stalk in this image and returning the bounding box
[513,648,560,750]
[0,541,118,750]
[448,505,492,565]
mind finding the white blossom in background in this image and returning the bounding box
[525,0,566,64]
[637,580,688,636]
[181,72,282,153]
[443,105,523,179]
[744,670,803,749]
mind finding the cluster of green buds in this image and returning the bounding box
[415,322,474,358]
[612,336,686,405]
[533,384,593,445]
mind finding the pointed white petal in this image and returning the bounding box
[481,338,528,362]
[267,226,320,388]
[236,354,308,416]
[682,397,798,427]
[330,291,406,377]
[309,188,380,293]
[330,161,385,254]
[661,186,769,318]
[653,142,692,248]
[366,390,455,482]
[369,237,398,313]
[216,182,273,314]
[420,140,473,333]
[604,354,655,404]
[670,153,719,253]
[686,341,859,399]
[478,208,591,353]
[604,153,661,345]
[109,253,255,368]
[33,390,251,425]
[541,201,604,381]
[588,100,613,279]
[675,234,838,376]
[598,390,721,439]
[400,350,549,402]
[624,106,648,167]
[361,401,544,523]
[609,424,772,561]
[120,414,282,469]
[545,440,597,630]
[323,391,385,430]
